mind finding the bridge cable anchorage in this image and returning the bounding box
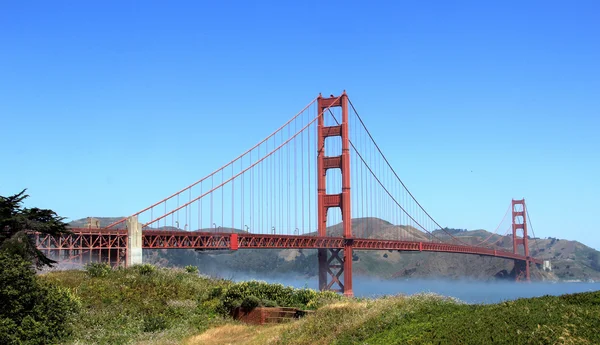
[347,98,471,246]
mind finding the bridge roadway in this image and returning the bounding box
[46,228,542,265]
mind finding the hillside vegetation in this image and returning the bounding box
[38,265,600,345]
[42,264,338,345]
[42,265,226,345]
[191,291,600,345]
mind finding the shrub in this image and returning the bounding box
[85,262,112,277]
[208,286,225,299]
[230,299,242,309]
[218,280,342,314]
[185,265,199,274]
[241,296,261,311]
[136,263,156,275]
[143,315,168,332]
[261,299,278,307]
[0,253,80,344]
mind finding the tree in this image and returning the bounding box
[0,252,80,344]
[0,189,70,268]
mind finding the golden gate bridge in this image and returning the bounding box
[35,92,542,296]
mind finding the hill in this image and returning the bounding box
[41,266,600,345]
[191,290,600,345]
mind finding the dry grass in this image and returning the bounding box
[184,323,289,345]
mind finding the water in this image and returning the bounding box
[227,274,600,304]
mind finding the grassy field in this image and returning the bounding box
[44,266,600,345]
[188,291,600,345]
[42,265,229,345]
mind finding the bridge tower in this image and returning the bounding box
[512,199,530,281]
[317,92,353,296]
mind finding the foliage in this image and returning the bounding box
[0,189,70,267]
[143,315,169,332]
[85,262,112,277]
[219,280,342,314]
[0,252,80,345]
[241,296,261,311]
[261,299,278,307]
[135,263,157,275]
[275,291,600,345]
[440,227,467,234]
[185,265,199,274]
[42,266,230,345]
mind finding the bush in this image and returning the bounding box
[43,266,230,344]
[261,299,278,307]
[208,286,225,299]
[241,296,261,311]
[185,265,199,274]
[0,253,80,345]
[230,299,242,309]
[219,280,342,314]
[85,262,112,277]
[143,315,168,332]
[136,263,156,275]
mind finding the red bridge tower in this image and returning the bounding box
[512,199,530,281]
[317,92,353,296]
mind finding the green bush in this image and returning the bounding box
[0,253,80,345]
[143,315,168,332]
[230,299,243,309]
[42,266,229,344]
[85,262,112,277]
[241,295,261,311]
[185,265,199,274]
[261,299,278,307]
[219,280,341,314]
[208,286,225,299]
[136,263,156,275]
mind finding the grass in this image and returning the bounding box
[274,292,600,345]
[42,266,229,345]
[184,324,288,345]
[40,265,338,345]
[42,266,600,344]
[187,292,600,345]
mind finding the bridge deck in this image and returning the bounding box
[36,228,542,265]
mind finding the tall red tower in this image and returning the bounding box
[512,199,530,281]
[317,92,353,296]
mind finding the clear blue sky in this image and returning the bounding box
[2,1,599,248]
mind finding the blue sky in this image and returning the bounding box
[2,1,599,248]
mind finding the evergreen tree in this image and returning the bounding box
[0,189,70,268]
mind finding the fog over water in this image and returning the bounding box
[225,273,600,304]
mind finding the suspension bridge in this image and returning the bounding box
[36,92,543,296]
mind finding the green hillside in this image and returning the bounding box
[38,265,600,345]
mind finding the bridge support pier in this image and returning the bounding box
[514,259,531,282]
[126,216,143,267]
[318,247,353,296]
